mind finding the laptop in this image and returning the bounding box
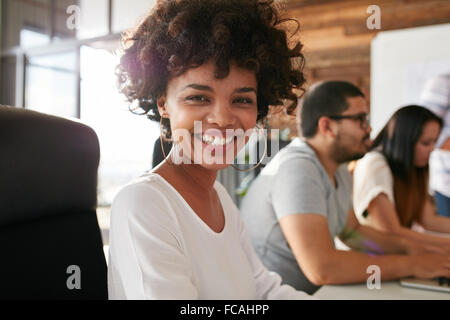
[400,277,450,293]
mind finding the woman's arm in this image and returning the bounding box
[340,208,409,254]
[367,193,450,252]
[419,196,450,233]
[341,208,447,255]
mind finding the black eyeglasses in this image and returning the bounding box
[328,112,370,129]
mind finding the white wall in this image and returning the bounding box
[370,23,450,137]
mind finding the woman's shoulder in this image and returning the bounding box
[362,150,388,163]
[113,172,168,204]
[109,172,186,261]
[110,172,180,224]
[356,150,390,171]
[354,150,394,187]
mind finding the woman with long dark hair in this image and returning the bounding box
[353,105,450,251]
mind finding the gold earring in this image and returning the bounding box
[231,123,267,172]
[159,116,173,162]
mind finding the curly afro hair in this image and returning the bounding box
[117,0,306,138]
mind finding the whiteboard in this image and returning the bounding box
[370,23,450,137]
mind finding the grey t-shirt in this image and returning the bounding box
[240,138,352,294]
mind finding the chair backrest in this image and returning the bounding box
[0,106,108,299]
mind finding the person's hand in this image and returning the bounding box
[405,239,450,255]
[411,254,450,279]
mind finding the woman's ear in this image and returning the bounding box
[157,96,168,118]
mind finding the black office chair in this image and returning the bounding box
[0,105,108,300]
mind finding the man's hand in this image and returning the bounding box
[405,239,450,255]
[411,254,450,279]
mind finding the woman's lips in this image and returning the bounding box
[195,134,237,155]
[187,129,251,163]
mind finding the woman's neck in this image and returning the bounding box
[155,152,218,192]
[172,163,217,191]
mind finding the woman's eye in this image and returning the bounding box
[186,95,208,102]
[233,97,254,105]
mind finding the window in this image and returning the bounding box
[20,28,50,49]
[53,0,79,41]
[77,0,109,39]
[25,51,78,118]
[80,44,159,206]
[2,0,52,49]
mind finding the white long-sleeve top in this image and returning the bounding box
[107,172,311,300]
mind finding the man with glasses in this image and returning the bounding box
[240,81,445,294]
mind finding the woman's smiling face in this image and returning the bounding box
[157,60,259,170]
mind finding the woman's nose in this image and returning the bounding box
[207,102,236,128]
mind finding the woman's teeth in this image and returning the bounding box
[201,134,234,146]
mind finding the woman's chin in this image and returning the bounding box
[193,153,236,171]
[172,152,235,171]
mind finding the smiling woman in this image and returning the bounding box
[158,60,258,168]
[107,0,310,300]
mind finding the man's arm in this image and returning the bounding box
[278,213,450,285]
